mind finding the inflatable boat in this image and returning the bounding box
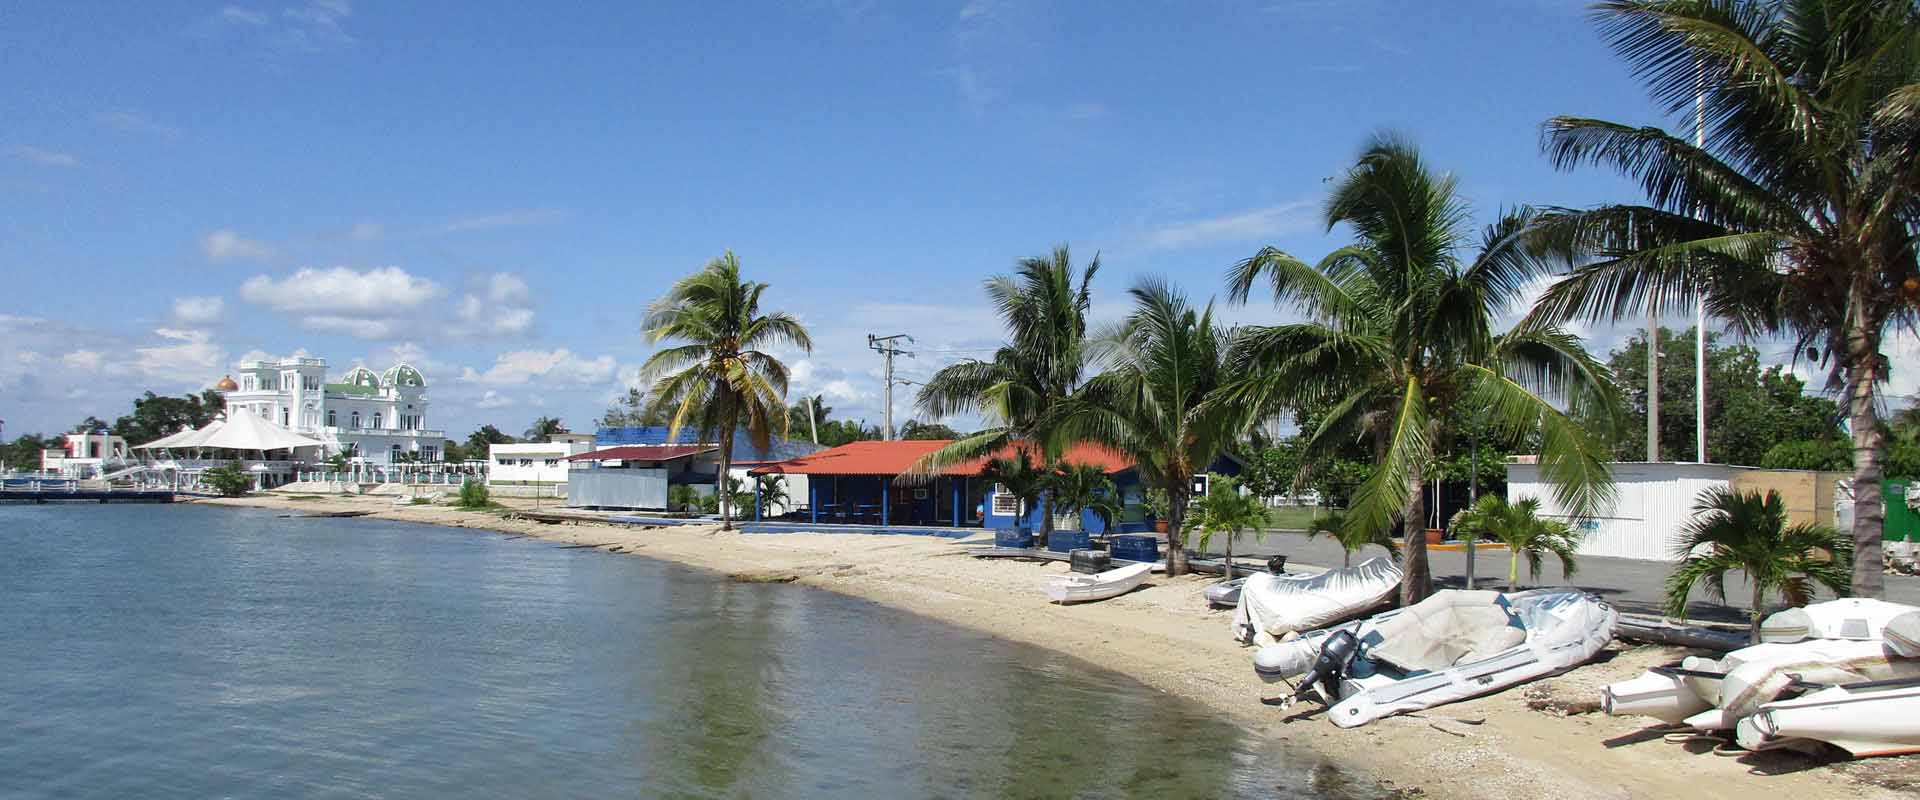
[1230,557,1401,644]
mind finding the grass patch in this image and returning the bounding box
[282,495,325,501]
[1264,506,1324,530]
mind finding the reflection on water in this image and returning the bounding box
[0,504,1375,799]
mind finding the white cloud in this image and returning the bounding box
[941,0,1030,115]
[426,208,566,235]
[215,6,269,25]
[170,295,225,324]
[460,348,619,387]
[209,1,355,53]
[5,145,80,168]
[96,110,182,141]
[201,229,276,262]
[474,390,515,409]
[240,266,441,314]
[1140,201,1319,250]
[62,350,105,371]
[449,271,537,336]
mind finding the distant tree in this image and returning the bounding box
[787,394,831,443]
[439,439,466,463]
[523,416,568,443]
[599,387,671,428]
[1666,488,1853,643]
[1760,439,1852,472]
[1240,442,1304,502]
[899,420,960,440]
[110,389,225,444]
[0,433,58,472]
[1606,328,1844,466]
[202,460,254,497]
[70,416,110,435]
[464,425,516,453]
[816,418,881,447]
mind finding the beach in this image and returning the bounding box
[203,492,1916,800]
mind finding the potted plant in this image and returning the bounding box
[1145,487,1170,533]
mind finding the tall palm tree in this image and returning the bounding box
[641,251,812,531]
[1058,279,1240,575]
[1666,487,1854,643]
[1525,0,1920,598]
[1224,136,1620,604]
[1449,494,1584,592]
[911,246,1099,544]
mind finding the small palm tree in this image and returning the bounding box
[641,251,812,531]
[1058,279,1242,575]
[1305,509,1400,568]
[1449,494,1583,592]
[523,416,568,443]
[1047,461,1121,531]
[1187,475,1269,581]
[754,475,789,516]
[1665,487,1854,643]
[980,450,1049,534]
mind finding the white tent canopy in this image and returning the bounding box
[135,412,326,452]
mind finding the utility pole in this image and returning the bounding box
[1694,61,1709,464]
[1648,312,1660,462]
[867,333,913,440]
[805,395,819,445]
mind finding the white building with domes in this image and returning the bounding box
[215,356,445,463]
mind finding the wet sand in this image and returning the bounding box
[201,492,1915,800]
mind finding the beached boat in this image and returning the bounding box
[1735,678,1920,757]
[1230,557,1401,644]
[1205,577,1245,608]
[1044,562,1153,604]
[1600,599,1920,730]
[1254,588,1617,728]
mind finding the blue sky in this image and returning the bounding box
[3,1,1883,440]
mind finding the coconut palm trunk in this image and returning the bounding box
[1846,317,1886,598]
[1165,484,1191,575]
[1399,437,1433,605]
[717,425,735,530]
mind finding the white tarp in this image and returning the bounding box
[134,426,202,450]
[1231,556,1402,644]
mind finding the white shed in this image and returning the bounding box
[1506,461,1740,561]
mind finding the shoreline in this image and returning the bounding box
[199,492,1912,799]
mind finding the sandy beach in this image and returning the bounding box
[201,492,1916,800]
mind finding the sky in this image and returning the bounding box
[3,1,1912,441]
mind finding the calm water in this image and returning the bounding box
[0,504,1371,799]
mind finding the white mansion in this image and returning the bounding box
[216,356,445,463]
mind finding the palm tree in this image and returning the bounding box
[1304,509,1400,568]
[754,474,789,517]
[980,450,1049,536]
[641,251,812,531]
[523,415,568,443]
[911,246,1099,544]
[1224,135,1620,604]
[1047,461,1122,532]
[1666,487,1854,643]
[1525,1,1920,598]
[1187,475,1270,581]
[1058,279,1241,575]
[1449,494,1583,592]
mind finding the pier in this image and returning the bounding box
[0,482,177,504]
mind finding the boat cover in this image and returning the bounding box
[1231,557,1401,644]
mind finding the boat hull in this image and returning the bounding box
[1736,684,1920,757]
[1044,562,1152,604]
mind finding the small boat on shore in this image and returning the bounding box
[1044,562,1152,604]
[1255,588,1617,728]
[1736,677,1920,757]
[1230,557,1401,644]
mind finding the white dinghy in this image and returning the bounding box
[1230,557,1402,644]
[1601,599,1920,731]
[1044,562,1153,604]
[1255,589,1617,728]
[1736,678,1920,757]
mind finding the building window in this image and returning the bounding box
[351,412,360,428]
[327,410,336,427]
[519,459,533,467]
[281,408,289,426]
[544,459,559,467]
[372,413,382,429]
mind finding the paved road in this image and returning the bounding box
[1198,529,1920,624]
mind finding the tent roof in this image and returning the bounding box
[134,413,325,452]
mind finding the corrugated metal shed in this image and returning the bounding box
[1507,461,1739,561]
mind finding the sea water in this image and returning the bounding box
[0,504,1375,798]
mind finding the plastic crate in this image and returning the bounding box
[1069,549,1112,574]
[994,526,1033,549]
[1047,529,1093,553]
[1110,534,1159,562]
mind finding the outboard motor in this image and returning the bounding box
[1292,628,1360,705]
[1267,555,1288,575]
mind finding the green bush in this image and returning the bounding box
[457,480,492,509]
[668,484,699,512]
[697,491,720,515]
[202,461,254,497]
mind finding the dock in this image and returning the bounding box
[0,486,177,504]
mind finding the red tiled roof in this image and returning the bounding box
[747,439,1135,476]
[565,444,716,462]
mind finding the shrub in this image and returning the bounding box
[202,461,254,497]
[457,480,491,509]
[668,484,699,512]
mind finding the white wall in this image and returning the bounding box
[1508,461,1737,561]
[489,441,594,484]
